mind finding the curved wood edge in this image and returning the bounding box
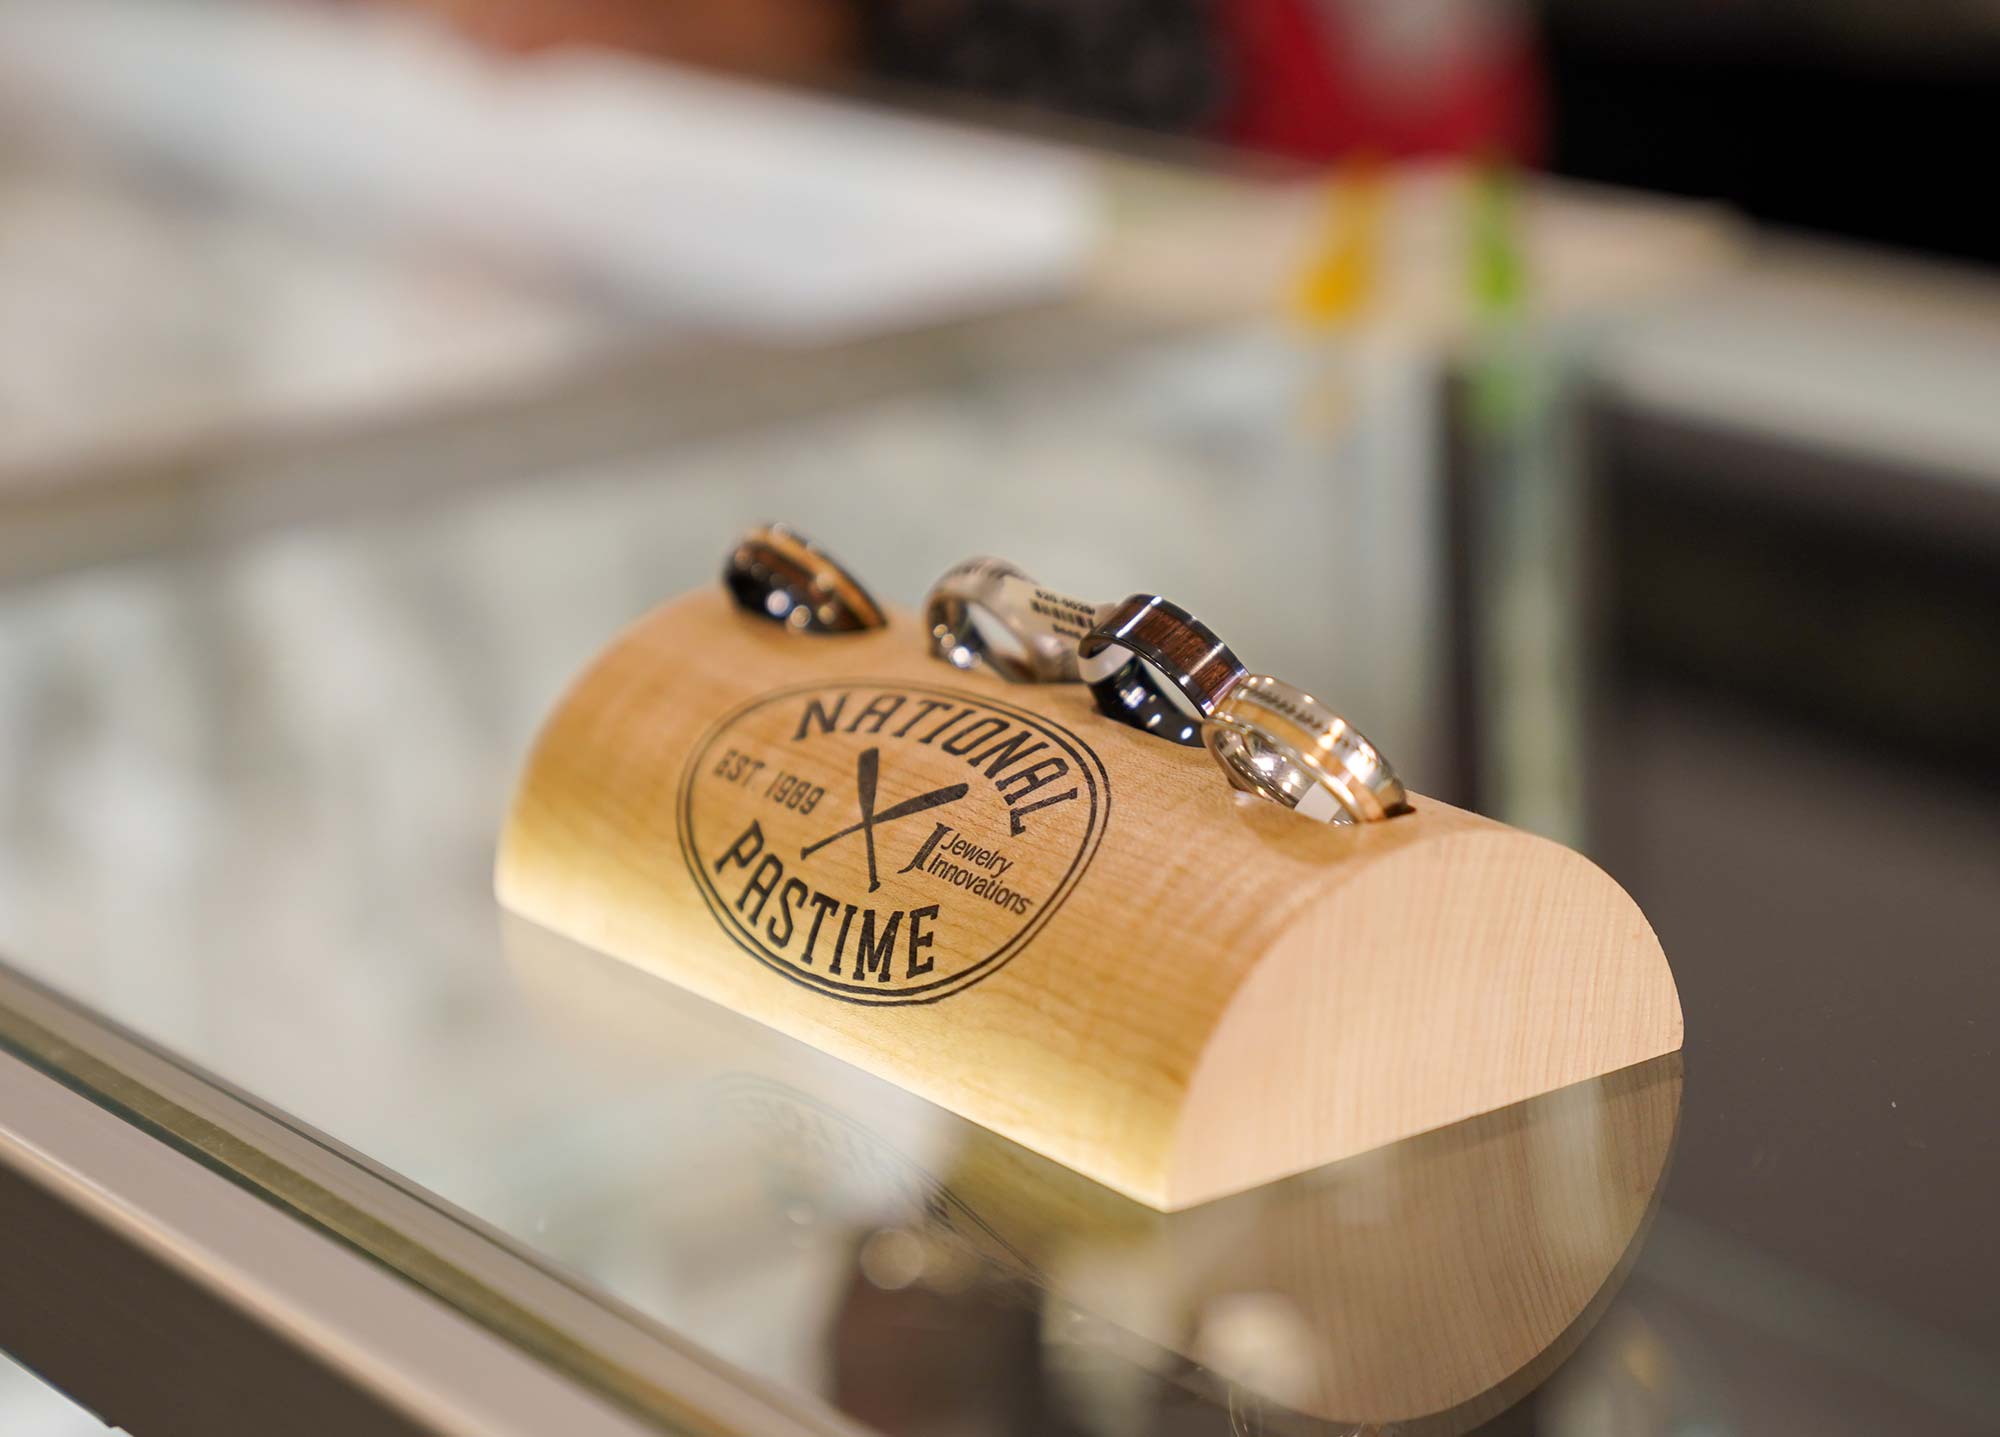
[1167,825,1683,1209]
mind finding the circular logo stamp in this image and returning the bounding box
[679,679,1110,1004]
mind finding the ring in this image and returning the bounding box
[923,557,1103,682]
[1075,595,1247,747]
[1201,675,1408,823]
[724,523,885,633]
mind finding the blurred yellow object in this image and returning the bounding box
[1292,163,1385,330]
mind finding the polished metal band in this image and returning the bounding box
[1075,594,1247,747]
[724,523,885,634]
[1202,674,1408,823]
[923,556,1102,683]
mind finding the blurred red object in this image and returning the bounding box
[376,0,1539,161]
[1220,0,1543,161]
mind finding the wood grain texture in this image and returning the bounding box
[497,588,1683,1210]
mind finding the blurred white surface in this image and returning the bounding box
[0,0,1096,341]
[0,156,602,481]
[1594,241,2000,489]
[0,1355,111,1437]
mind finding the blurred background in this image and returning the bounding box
[1,0,1996,1433]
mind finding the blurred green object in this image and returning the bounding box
[1470,160,1527,318]
[1466,162,1533,434]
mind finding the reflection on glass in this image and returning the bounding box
[505,916,1682,1435]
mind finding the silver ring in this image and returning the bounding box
[923,557,1103,683]
[724,523,885,634]
[1075,594,1247,747]
[1201,675,1408,823]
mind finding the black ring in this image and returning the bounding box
[1076,594,1247,747]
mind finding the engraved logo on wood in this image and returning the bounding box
[679,680,1110,1004]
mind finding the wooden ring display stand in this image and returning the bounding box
[497,589,1683,1211]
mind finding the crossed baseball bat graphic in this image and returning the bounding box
[800,747,968,892]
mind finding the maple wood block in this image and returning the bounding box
[497,588,1683,1210]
